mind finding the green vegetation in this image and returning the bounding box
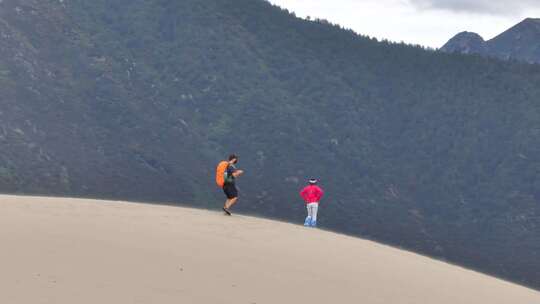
[0,0,539,289]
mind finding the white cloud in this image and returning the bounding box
[267,0,540,48]
[408,0,540,15]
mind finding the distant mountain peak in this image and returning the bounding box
[453,31,485,40]
[441,18,540,63]
[506,17,540,33]
[522,17,540,24]
[440,31,486,55]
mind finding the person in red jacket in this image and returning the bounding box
[299,179,324,227]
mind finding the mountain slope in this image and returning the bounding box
[441,18,540,63]
[489,18,540,63]
[440,32,486,54]
[2,195,540,303]
[0,0,539,289]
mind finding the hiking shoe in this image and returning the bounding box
[223,207,232,216]
[310,220,317,228]
[304,216,312,226]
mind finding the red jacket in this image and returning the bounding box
[300,185,324,204]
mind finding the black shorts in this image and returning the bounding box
[223,183,238,199]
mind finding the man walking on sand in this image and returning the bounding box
[300,179,324,227]
[222,154,243,216]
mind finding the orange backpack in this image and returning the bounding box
[215,161,229,187]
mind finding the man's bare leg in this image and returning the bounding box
[223,199,231,215]
[224,197,238,209]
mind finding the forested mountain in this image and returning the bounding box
[0,0,539,289]
[442,18,540,63]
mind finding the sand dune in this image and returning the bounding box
[1,195,538,304]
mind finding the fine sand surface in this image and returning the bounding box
[1,195,539,304]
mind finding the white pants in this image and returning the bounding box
[306,203,319,222]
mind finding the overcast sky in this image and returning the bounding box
[267,0,540,48]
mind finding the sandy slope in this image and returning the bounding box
[0,195,538,304]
